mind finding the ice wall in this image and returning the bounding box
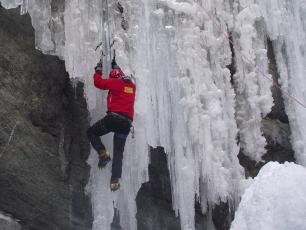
[230,0,306,165]
[1,0,306,229]
[230,3,273,161]
[257,0,306,166]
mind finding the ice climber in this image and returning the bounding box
[87,56,136,191]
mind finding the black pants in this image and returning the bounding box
[87,113,131,180]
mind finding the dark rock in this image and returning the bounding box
[226,32,237,86]
[212,202,233,230]
[136,147,181,230]
[136,147,232,230]
[195,197,234,230]
[266,39,289,124]
[0,6,92,230]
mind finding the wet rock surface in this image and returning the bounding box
[0,6,92,230]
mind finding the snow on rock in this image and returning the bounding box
[0,212,21,230]
[231,162,306,230]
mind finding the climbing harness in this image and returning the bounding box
[108,111,132,124]
[107,111,135,139]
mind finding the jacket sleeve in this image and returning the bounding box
[93,71,120,91]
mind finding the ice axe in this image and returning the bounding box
[109,39,117,61]
[95,42,103,51]
[95,39,117,61]
[95,42,105,63]
[112,49,116,62]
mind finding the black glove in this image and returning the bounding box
[98,154,111,169]
[111,59,120,69]
[95,61,103,72]
[98,156,105,168]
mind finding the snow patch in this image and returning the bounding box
[231,162,306,230]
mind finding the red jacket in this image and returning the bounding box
[93,69,136,120]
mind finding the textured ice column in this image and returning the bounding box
[197,0,244,208]
[258,0,306,166]
[49,0,65,58]
[230,2,273,161]
[132,0,245,229]
[231,0,306,166]
[25,0,54,52]
[109,1,151,229]
[64,0,103,111]
[16,0,54,52]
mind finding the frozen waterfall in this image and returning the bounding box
[1,0,306,229]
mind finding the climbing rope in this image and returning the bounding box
[199,3,306,109]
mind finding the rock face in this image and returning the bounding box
[0,6,92,230]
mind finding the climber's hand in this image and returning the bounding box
[95,61,103,72]
[97,154,110,169]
